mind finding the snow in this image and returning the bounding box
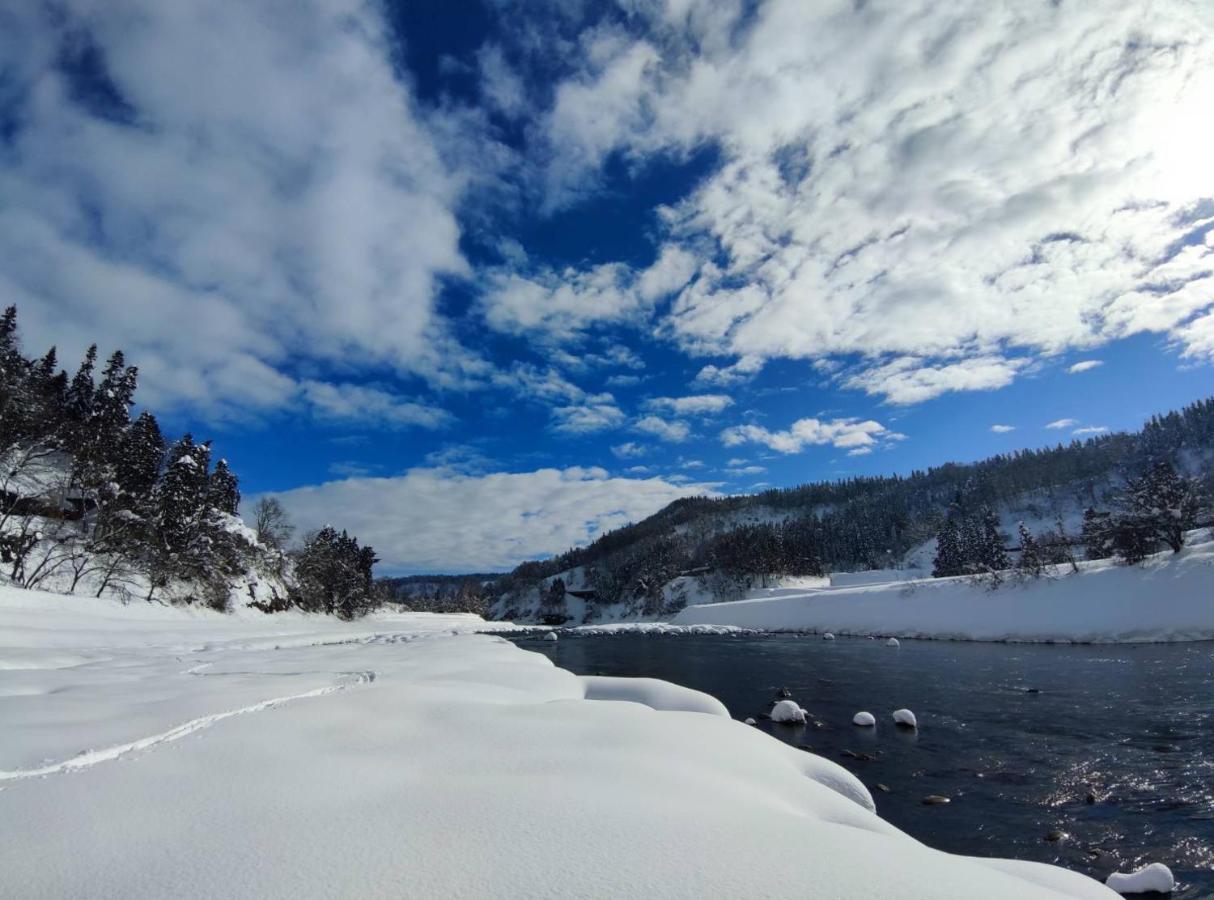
[673,532,1214,642]
[582,676,730,717]
[543,630,559,641]
[853,711,876,727]
[571,621,754,636]
[823,632,836,640]
[1104,863,1175,894]
[894,708,918,728]
[0,584,1118,899]
[771,698,809,724]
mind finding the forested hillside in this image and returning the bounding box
[0,307,379,617]
[488,397,1214,623]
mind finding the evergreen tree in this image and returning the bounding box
[291,527,379,619]
[116,411,165,501]
[977,507,1009,572]
[64,344,98,449]
[932,518,963,577]
[1016,523,1044,578]
[1081,507,1113,560]
[208,459,240,515]
[1122,461,1202,553]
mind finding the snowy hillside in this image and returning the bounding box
[672,531,1214,642]
[0,585,1117,899]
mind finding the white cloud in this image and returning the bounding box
[610,441,646,459]
[693,355,764,387]
[1068,360,1104,374]
[480,246,697,343]
[1177,309,1214,362]
[720,416,902,454]
[990,424,1016,434]
[645,394,734,416]
[726,464,766,475]
[495,364,623,434]
[1073,425,1110,436]
[0,0,483,419]
[1046,418,1079,429]
[266,467,712,572]
[843,356,1029,405]
[528,0,1214,399]
[299,380,452,430]
[633,414,691,442]
[551,399,625,434]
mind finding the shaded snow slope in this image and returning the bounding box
[0,587,1115,898]
[673,534,1214,642]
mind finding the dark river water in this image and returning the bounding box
[507,632,1214,897]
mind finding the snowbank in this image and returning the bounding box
[582,675,729,717]
[673,534,1214,642]
[0,584,1116,899]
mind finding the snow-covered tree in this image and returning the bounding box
[1016,523,1044,578]
[208,459,240,515]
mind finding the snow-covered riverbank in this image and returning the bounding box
[0,586,1120,898]
[672,534,1214,643]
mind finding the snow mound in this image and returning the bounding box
[771,699,808,724]
[853,712,876,727]
[1105,863,1174,894]
[581,676,729,717]
[893,708,918,728]
[886,637,901,647]
[543,631,559,641]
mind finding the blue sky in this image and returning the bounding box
[2,0,1213,573]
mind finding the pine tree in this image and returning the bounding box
[208,459,240,515]
[1081,507,1113,560]
[116,411,165,501]
[1017,523,1044,578]
[64,344,98,450]
[977,507,1009,572]
[932,518,963,577]
[1124,461,1202,553]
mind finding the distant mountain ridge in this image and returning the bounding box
[483,396,1214,624]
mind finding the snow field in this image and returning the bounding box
[0,585,1119,899]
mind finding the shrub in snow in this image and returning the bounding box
[1104,863,1174,894]
[543,631,558,642]
[823,632,835,640]
[893,709,917,728]
[852,712,875,727]
[771,699,808,724]
[886,637,900,647]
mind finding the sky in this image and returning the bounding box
[2,0,1213,574]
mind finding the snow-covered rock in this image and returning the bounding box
[543,631,559,641]
[771,699,809,724]
[886,637,901,647]
[853,711,876,727]
[1104,863,1174,894]
[893,708,918,728]
[744,717,757,726]
[823,632,836,640]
